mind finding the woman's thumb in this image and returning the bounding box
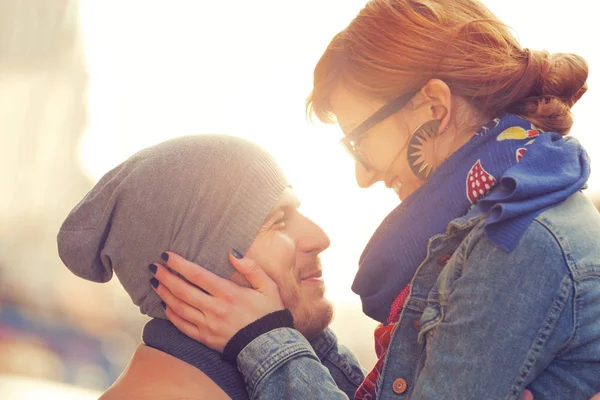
[229,252,276,294]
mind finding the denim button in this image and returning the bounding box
[392,378,407,394]
[437,253,452,266]
[413,319,420,331]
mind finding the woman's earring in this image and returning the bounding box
[407,119,443,181]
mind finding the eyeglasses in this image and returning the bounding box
[340,90,418,171]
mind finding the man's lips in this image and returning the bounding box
[300,270,323,281]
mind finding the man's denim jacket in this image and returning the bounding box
[236,192,600,399]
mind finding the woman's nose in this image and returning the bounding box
[355,160,384,188]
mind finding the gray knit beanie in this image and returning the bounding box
[57,134,289,319]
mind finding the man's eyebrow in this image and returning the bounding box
[264,201,300,221]
[282,200,301,212]
[264,206,284,222]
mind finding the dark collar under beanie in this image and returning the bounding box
[143,318,249,400]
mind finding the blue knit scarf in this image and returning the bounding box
[353,114,591,323]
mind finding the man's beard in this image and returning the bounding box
[290,297,334,340]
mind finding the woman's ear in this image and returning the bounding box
[422,79,452,134]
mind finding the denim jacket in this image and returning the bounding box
[308,327,366,397]
[236,192,600,399]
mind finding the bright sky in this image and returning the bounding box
[78,0,599,305]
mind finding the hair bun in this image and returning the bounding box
[507,49,588,134]
[531,50,588,108]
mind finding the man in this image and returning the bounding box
[57,135,363,399]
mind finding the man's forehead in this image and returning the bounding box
[269,188,300,215]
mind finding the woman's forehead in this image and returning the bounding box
[330,84,386,134]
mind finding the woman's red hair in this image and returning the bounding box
[307,0,588,134]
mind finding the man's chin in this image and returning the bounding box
[292,298,334,340]
[300,278,326,294]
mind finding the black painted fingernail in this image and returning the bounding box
[150,277,159,288]
[232,249,243,259]
[161,252,169,262]
[148,264,157,275]
[160,301,166,310]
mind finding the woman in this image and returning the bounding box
[153,0,600,399]
[57,134,363,399]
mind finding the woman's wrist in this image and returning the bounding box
[222,309,294,363]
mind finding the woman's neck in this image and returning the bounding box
[444,100,491,160]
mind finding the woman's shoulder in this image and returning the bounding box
[458,191,599,277]
[533,191,600,273]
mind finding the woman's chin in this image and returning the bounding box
[399,181,422,201]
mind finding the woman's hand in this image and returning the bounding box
[150,251,284,353]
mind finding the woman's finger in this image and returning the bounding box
[152,262,214,311]
[228,253,279,297]
[160,251,233,297]
[152,275,209,326]
[164,304,203,342]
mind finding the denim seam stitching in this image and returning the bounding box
[405,298,428,311]
[417,313,441,344]
[248,342,312,384]
[323,352,366,387]
[509,274,571,398]
[248,344,317,400]
[557,278,581,357]
[310,333,336,361]
[534,216,576,272]
[571,264,600,279]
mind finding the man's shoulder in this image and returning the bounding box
[99,344,231,400]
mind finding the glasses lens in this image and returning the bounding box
[342,139,370,171]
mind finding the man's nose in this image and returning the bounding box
[300,219,331,254]
[355,160,384,188]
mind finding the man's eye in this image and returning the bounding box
[273,218,286,229]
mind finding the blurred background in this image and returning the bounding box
[0,0,598,398]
